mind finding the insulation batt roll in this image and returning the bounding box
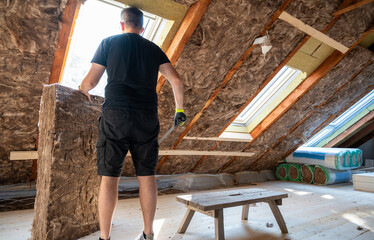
[313,165,352,185]
[349,149,363,167]
[301,164,314,183]
[275,164,289,181]
[286,147,361,170]
[287,163,301,182]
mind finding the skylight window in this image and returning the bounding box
[233,66,301,126]
[59,0,169,97]
[303,89,374,147]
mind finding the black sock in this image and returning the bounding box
[99,238,110,240]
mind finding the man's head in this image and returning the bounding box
[120,7,144,34]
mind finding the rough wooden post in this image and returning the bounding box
[32,84,103,240]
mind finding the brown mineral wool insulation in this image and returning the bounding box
[163,0,342,174]
[157,0,284,147]
[32,84,102,240]
[0,0,67,184]
[278,166,287,178]
[155,0,285,174]
[313,166,327,185]
[325,2,374,47]
[193,1,374,174]
[251,53,374,173]
[301,165,313,183]
[223,46,374,174]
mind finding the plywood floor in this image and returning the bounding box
[1,181,373,240]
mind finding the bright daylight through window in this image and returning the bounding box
[303,89,374,147]
[60,0,169,96]
[222,66,305,138]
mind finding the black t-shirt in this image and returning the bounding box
[92,33,170,112]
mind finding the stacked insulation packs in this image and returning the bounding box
[276,147,363,185]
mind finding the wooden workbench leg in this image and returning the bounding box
[177,208,195,234]
[214,209,225,240]
[242,205,249,220]
[268,200,288,233]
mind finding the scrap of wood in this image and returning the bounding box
[128,150,254,157]
[278,12,349,53]
[333,0,374,16]
[183,136,252,142]
[10,151,38,160]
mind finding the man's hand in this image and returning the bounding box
[78,86,91,102]
[78,63,105,102]
[174,108,187,126]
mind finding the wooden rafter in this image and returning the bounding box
[156,0,293,171]
[272,59,373,148]
[49,0,81,84]
[217,21,373,172]
[156,0,212,93]
[325,110,374,147]
[278,84,374,160]
[333,0,374,16]
[338,121,374,147]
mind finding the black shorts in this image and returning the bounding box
[96,108,160,177]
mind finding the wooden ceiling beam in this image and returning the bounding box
[273,59,373,148]
[156,0,293,171]
[325,110,374,147]
[156,0,212,93]
[49,0,81,84]
[333,0,374,16]
[339,123,374,148]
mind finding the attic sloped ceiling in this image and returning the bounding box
[145,0,374,175]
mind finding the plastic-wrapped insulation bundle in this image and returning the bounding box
[301,164,314,183]
[287,164,301,182]
[275,164,289,181]
[313,165,352,185]
[350,149,363,167]
[285,147,362,170]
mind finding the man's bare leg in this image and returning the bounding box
[98,176,120,239]
[138,175,158,235]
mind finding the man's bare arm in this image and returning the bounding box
[78,63,106,101]
[159,62,184,109]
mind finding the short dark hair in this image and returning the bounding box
[121,7,143,29]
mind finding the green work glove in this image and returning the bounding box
[174,108,187,126]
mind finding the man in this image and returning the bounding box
[78,7,186,240]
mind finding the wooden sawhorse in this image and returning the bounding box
[176,188,288,240]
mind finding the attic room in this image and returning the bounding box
[1,0,374,239]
